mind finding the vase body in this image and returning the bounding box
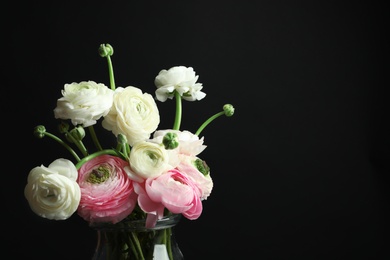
[91,214,184,260]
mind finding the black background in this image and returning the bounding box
[3,1,388,259]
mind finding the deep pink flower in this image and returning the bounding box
[134,169,203,228]
[77,155,137,224]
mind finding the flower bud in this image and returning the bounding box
[34,125,46,138]
[117,133,128,145]
[74,126,86,139]
[162,132,179,150]
[223,104,235,117]
[66,126,85,143]
[98,43,114,57]
[194,158,210,176]
[58,121,70,134]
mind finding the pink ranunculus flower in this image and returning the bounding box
[134,169,203,228]
[176,155,213,200]
[77,154,137,224]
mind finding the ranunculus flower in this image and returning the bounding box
[77,155,137,224]
[154,66,206,102]
[176,155,213,200]
[127,141,172,180]
[54,81,114,127]
[134,169,203,228]
[151,129,206,156]
[24,158,81,220]
[102,86,160,146]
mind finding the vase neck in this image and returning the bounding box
[91,214,181,232]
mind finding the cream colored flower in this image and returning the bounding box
[128,141,172,180]
[154,66,206,102]
[54,81,114,127]
[102,86,160,146]
[152,129,206,156]
[24,158,81,220]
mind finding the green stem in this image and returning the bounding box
[106,55,115,90]
[41,132,81,161]
[173,91,182,130]
[195,111,225,136]
[88,126,103,151]
[75,149,118,169]
[130,231,144,259]
[166,228,173,260]
[122,142,130,158]
[65,133,88,157]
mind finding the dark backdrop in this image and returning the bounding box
[3,1,388,259]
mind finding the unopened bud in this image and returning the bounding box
[194,158,210,176]
[34,125,46,138]
[117,134,127,145]
[67,126,85,143]
[162,132,179,150]
[223,104,235,117]
[98,43,114,57]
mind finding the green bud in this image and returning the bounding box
[162,132,179,150]
[58,121,70,134]
[34,125,46,138]
[98,43,114,57]
[194,158,210,176]
[117,133,127,145]
[71,126,85,139]
[223,104,235,117]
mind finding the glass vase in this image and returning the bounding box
[91,214,184,260]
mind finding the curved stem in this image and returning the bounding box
[75,149,118,169]
[195,111,225,136]
[42,132,81,161]
[88,126,103,151]
[65,133,88,157]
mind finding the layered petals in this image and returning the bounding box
[134,169,203,228]
[102,86,160,146]
[54,81,114,127]
[24,158,81,220]
[77,155,137,224]
[154,66,206,102]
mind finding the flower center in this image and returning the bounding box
[87,166,110,184]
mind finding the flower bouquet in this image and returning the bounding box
[24,43,234,259]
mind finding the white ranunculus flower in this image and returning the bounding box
[102,86,160,146]
[24,158,81,220]
[128,141,172,179]
[54,81,114,127]
[154,66,206,102]
[151,129,207,156]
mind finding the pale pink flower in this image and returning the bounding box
[77,155,137,224]
[176,155,213,200]
[134,169,203,228]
